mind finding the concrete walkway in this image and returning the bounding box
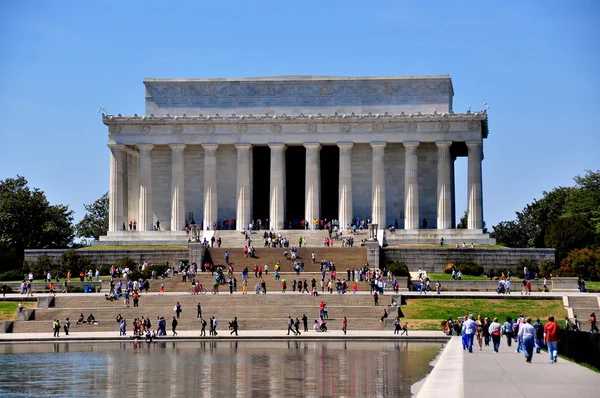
[417,336,600,398]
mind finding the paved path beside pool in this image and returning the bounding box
[417,336,600,398]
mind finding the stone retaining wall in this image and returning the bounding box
[382,248,555,273]
[24,248,189,267]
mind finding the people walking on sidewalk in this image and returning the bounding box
[230,317,238,336]
[394,317,401,334]
[174,302,182,319]
[502,317,513,347]
[200,318,207,336]
[544,315,560,363]
[488,317,502,352]
[342,316,347,335]
[172,316,178,336]
[518,318,535,363]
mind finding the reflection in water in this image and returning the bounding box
[0,341,440,397]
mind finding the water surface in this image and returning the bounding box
[0,341,441,397]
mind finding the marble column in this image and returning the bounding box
[304,143,321,229]
[404,141,420,230]
[269,143,286,230]
[169,144,186,232]
[371,142,386,229]
[436,141,453,230]
[338,142,353,231]
[126,150,139,228]
[137,144,154,232]
[203,144,218,231]
[467,141,484,229]
[236,143,252,231]
[108,144,125,232]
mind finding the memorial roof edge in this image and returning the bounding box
[143,75,452,84]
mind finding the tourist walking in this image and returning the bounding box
[502,317,513,347]
[341,316,347,335]
[380,309,388,324]
[544,315,560,363]
[475,315,484,351]
[172,316,178,336]
[53,319,61,337]
[394,317,401,334]
[590,312,599,333]
[200,318,207,336]
[401,323,408,335]
[230,317,239,335]
[518,317,536,363]
[160,282,165,295]
[174,302,182,319]
[533,318,544,353]
[302,314,308,332]
[197,302,202,319]
[212,317,218,336]
[488,317,502,352]
[287,316,297,336]
[373,291,379,306]
[63,317,70,336]
[463,314,477,353]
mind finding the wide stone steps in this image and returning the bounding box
[568,296,600,308]
[206,247,367,272]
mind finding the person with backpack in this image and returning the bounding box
[502,316,513,347]
[532,318,544,353]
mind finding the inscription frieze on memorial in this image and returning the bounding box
[144,77,452,113]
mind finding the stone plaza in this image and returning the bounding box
[100,75,493,245]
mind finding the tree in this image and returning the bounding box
[559,248,600,281]
[457,210,468,229]
[61,249,92,275]
[545,214,596,260]
[76,192,109,241]
[0,176,74,271]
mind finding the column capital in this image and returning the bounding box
[303,142,321,150]
[268,142,286,151]
[370,141,387,148]
[465,141,482,148]
[169,143,187,150]
[235,143,252,150]
[202,143,219,152]
[137,144,154,152]
[403,141,420,148]
[435,141,452,148]
[337,142,354,149]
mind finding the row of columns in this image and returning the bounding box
[107,141,484,233]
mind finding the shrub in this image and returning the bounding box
[387,262,410,277]
[61,249,92,275]
[559,248,600,281]
[515,258,540,279]
[443,264,455,274]
[100,265,112,276]
[142,264,169,279]
[540,260,558,277]
[25,255,57,278]
[455,261,483,276]
[0,269,24,281]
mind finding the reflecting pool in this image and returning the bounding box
[0,341,441,397]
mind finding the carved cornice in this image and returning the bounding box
[103,110,487,126]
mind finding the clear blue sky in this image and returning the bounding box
[1,0,598,230]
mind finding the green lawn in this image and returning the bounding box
[399,298,566,331]
[78,245,187,251]
[0,302,36,321]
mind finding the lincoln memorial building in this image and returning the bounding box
[100,75,493,245]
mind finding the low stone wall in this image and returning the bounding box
[412,279,548,292]
[24,248,190,267]
[382,248,555,273]
[3,281,102,293]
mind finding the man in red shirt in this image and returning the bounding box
[544,315,560,363]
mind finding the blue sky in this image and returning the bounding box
[1,0,598,230]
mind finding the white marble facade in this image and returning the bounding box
[103,75,490,241]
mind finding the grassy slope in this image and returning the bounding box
[398,298,566,331]
[0,302,36,321]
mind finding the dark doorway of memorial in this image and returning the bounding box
[252,146,270,230]
[285,145,306,229]
[320,145,339,229]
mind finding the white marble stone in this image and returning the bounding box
[169,144,186,231]
[108,144,125,232]
[436,141,452,230]
[269,143,286,230]
[304,143,321,228]
[338,142,353,230]
[137,144,154,231]
[235,143,251,231]
[404,142,420,230]
[202,144,218,230]
[371,142,386,228]
[467,141,483,230]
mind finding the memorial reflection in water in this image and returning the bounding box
[0,341,441,397]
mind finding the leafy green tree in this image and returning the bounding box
[61,249,92,275]
[559,248,600,281]
[0,176,74,271]
[457,210,468,229]
[545,214,596,260]
[76,192,109,241]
